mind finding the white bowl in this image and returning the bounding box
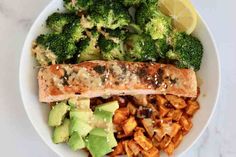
[19,0,221,156]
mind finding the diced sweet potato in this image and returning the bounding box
[164,142,175,156]
[142,147,160,157]
[159,135,172,149]
[134,129,153,151]
[167,109,183,122]
[154,128,165,142]
[123,117,137,135]
[172,131,183,148]
[186,100,200,116]
[113,108,129,124]
[152,137,160,148]
[165,95,187,109]
[128,140,142,156]
[155,117,172,124]
[156,95,167,106]
[117,132,133,139]
[146,103,158,118]
[110,142,124,156]
[123,141,134,157]
[127,102,137,115]
[162,123,181,137]
[142,118,154,137]
[179,115,192,133]
[159,104,170,117]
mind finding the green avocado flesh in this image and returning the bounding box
[52,118,70,144]
[86,129,113,157]
[94,109,113,123]
[95,101,119,113]
[68,132,85,151]
[68,98,90,109]
[69,117,93,136]
[70,109,92,122]
[48,102,70,127]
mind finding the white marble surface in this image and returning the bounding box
[0,0,235,156]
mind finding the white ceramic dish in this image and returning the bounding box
[19,0,221,156]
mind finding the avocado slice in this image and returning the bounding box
[70,118,93,137]
[70,109,93,122]
[68,132,85,151]
[89,128,117,148]
[48,102,70,127]
[86,134,112,157]
[89,128,107,137]
[68,98,90,109]
[107,131,117,148]
[94,109,113,123]
[52,118,70,144]
[96,101,119,113]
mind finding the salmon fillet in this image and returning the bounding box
[38,61,197,102]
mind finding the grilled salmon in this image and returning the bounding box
[38,61,197,102]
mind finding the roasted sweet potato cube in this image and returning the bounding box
[142,147,160,157]
[123,141,134,157]
[172,131,183,148]
[113,108,129,124]
[164,142,175,156]
[110,142,124,156]
[155,117,172,124]
[165,95,187,109]
[156,95,167,106]
[117,131,133,139]
[142,118,154,137]
[127,102,137,115]
[167,109,183,122]
[186,100,200,116]
[180,115,192,133]
[154,128,165,142]
[159,135,172,149]
[134,129,153,151]
[159,104,170,117]
[123,117,137,135]
[152,137,160,148]
[128,140,142,156]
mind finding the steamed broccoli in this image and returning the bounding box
[124,34,158,61]
[89,0,131,30]
[63,19,85,42]
[136,1,172,40]
[166,32,203,71]
[155,37,172,58]
[98,36,125,60]
[119,0,146,6]
[103,28,128,43]
[46,12,75,33]
[35,34,77,64]
[63,0,94,12]
[77,30,102,62]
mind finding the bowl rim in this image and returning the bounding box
[19,0,221,156]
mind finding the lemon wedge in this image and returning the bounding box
[158,0,197,34]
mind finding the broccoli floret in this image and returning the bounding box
[136,1,172,40]
[166,32,203,71]
[155,37,172,58]
[63,19,85,42]
[103,28,128,43]
[119,0,146,6]
[89,0,131,30]
[46,12,75,33]
[98,36,125,60]
[63,0,94,12]
[77,30,102,62]
[36,34,77,63]
[124,34,158,61]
